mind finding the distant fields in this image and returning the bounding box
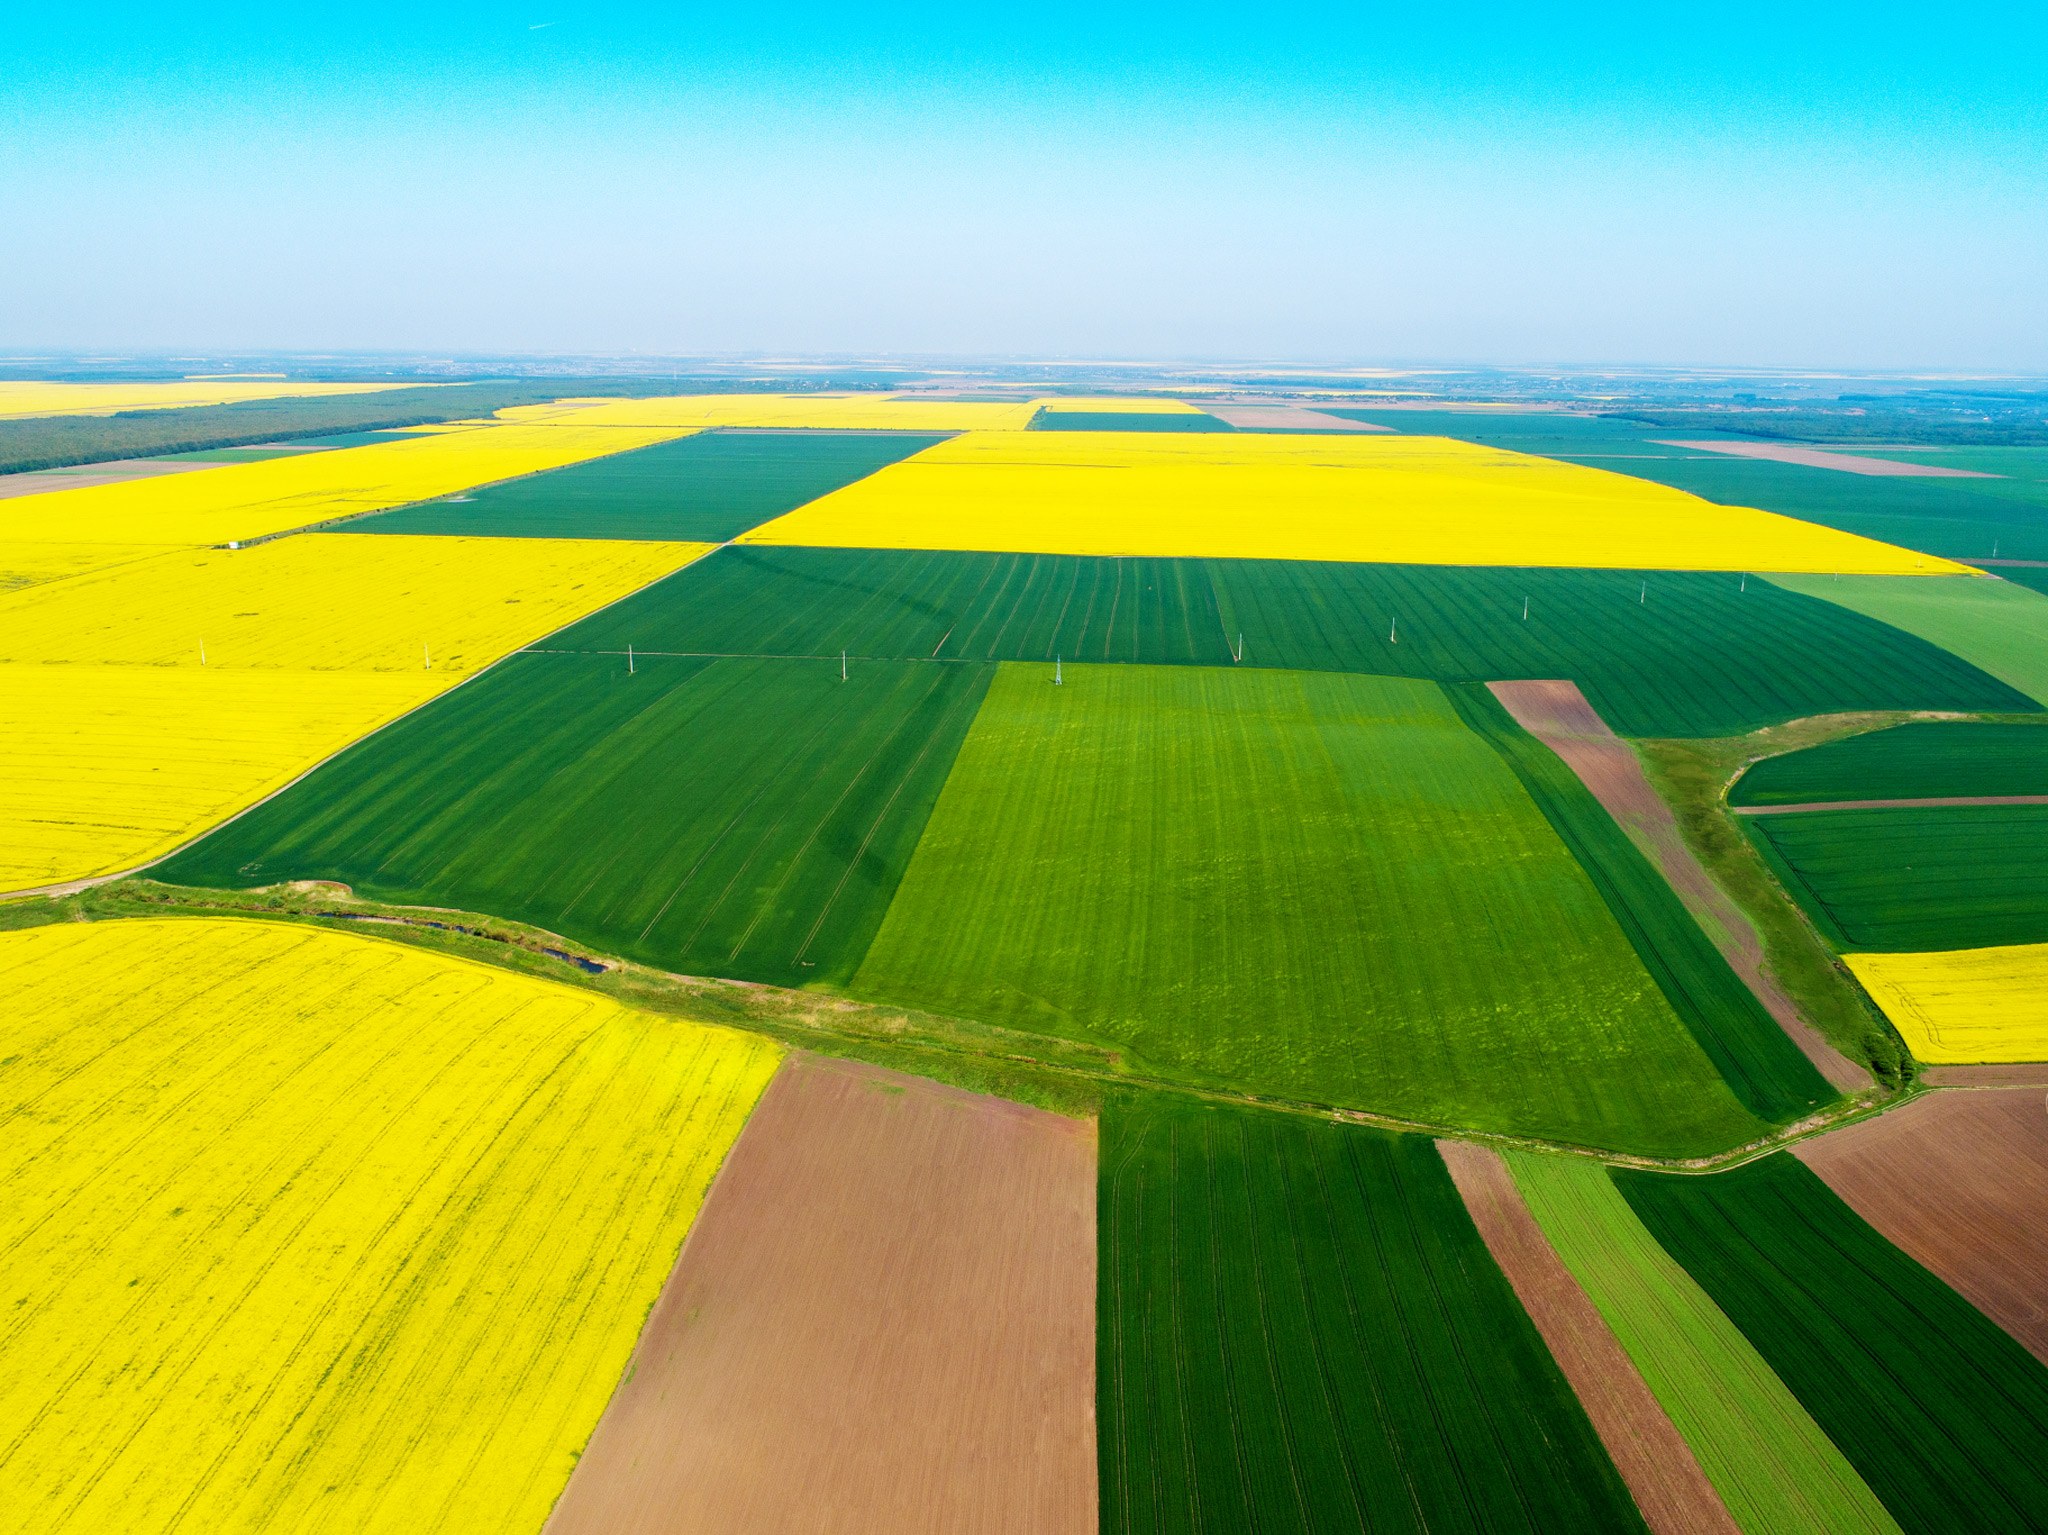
[493,392,1042,431]
[1339,411,2048,564]
[0,417,690,549]
[1098,1095,1645,1534]
[1507,1153,1898,1535]
[735,430,1960,573]
[1620,1155,2048,1535]
[1846,944,2048,1062]
[349,429,945,541]
[0,379,420,418]
[1032,410,1234,432]
[852,664,1765,1154]
[1732,721,2048,805]
[160,654,989,986]
[0,916,780,1535]
[1750,803,2048,950]
[1770,573,2048,706]
[549,546,2033,737]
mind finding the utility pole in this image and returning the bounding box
[199,639,206,666]
[628,643,635,675]
[1054,655,1063,685]
[841,649,847,681]
[1521,596,1528,621]
[1389,616,1397,644]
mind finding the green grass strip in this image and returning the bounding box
[1618,1154,2048,1534]
[1101,1095,1645,1534]
[1446,684,1835,1124]
[1769,574,2048,707]
[1507,1152,1898,1535]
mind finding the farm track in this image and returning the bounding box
[1489,679,1867,1091]
[0,879,1924,1170]
[1738,794,2048,815]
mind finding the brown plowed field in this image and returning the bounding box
[1438,1140,1739,1535]
[1795,1088,2048,1363]
[1487,679,1867,1090]
[543,1053,1098,1535]
[1654,440,1999,478]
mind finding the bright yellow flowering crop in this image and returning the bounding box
[0,419,691,549]
[737,430,1968,574]
[491,392,1041,431]
[0,541,168,593]
[1032,396,1202,413]
[0,379,422,419]
[0,535,708,888]
[1847,945,2048,1062]
[0,533,707,672]
[0,916,782,1535]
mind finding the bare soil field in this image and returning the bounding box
[1656,440,1999,478]
[1439,1140,1738,1535]
[0,457,214,499]
[543,1053,1098,1535]
[1205,404,1391,431]
[1488,679,1867,1090]
[1795,1087,2048,1362]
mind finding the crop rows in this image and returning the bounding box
[0,916,781,1535]
[162,653,991,987]
[1619,1155,2048,1534]
[1098,1094,1644,1533]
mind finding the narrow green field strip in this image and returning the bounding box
[1032,410,1235,432]
[853,663,1763,1155]
[1732,721,2048,806]
[158,653,989,986]
[1507,1153,1899,1535]
[1618,1155,2048,1535]
[345,430,946,541]
[1205,561,2032,737]
[1749,804,2048,951]
[546,548,2030,738]
[1769,574,2048,707]
[1449,686,1834,1123]
[1100,1095,1645,1535]
[550,545,1234,664]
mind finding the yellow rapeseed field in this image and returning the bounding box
[1032,396,1202,413]
[0,380,422,419]
[1846,945,2048,1062]
[0,916,782,1535]
[736,430,1968,574]
[0,419,691,549]
[0,541,169,593]
[490,392,1042,432]
[0,666,439,890]
[0,535,707,888]
[0,533,707,672]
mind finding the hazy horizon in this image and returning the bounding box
[6,3,2045,369]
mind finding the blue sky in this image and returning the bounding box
[3,4,2044,366]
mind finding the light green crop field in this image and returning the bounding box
[851,663,1765,1155]
[1507,1153,1898,1535]
[1769,574,2048,706]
